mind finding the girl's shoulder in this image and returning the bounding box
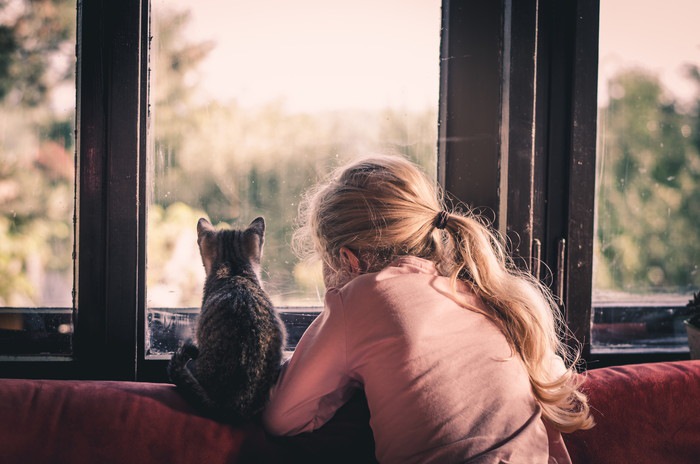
[327,256,439,296]
[333,255,484,315]
[386,255,440,275]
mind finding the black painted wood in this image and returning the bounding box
[74,0,145,380]
[502,0,539,268]
[534,0,599,358]
[564,0,599,358]
[73,0,108,377]
[438,0,504,224]
[136,0,153,382]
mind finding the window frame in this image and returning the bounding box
[1,0,689,380]
[441,0,592,346]
[440,0,690,368]
[0,0,147,379]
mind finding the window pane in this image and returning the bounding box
[147,0,441,356]
[0,0,75,356]
[593,0,700,352]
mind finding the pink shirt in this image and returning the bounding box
[263,256,571,464]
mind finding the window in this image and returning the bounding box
[146,0,441,357]
[0,0,76,357]
[443,0,695,365]
[591,0,699,354]
[2,0,692,380]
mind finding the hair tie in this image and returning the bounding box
[434,210,450,230]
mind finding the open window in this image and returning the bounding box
[1,0,694,380]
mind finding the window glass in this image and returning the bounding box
[593,0,700,352]
[0,0,75,356]
[147,0,441,356]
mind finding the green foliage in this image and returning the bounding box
[595,68,700,294]
[0,0,75,306]
[147,202,207,308]
[0,0,75,106]
[0,108,74,305]
[147,7,437,305]
[150,96,438,305]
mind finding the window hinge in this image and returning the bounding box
[530,238,541,280]
[555,238,566,305]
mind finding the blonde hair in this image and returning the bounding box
[294,154,593,432]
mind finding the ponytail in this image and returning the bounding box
[436,211,594,432]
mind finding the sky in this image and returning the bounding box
[162,0,442,113]
[598,0,700,107]
[160,0,700,113]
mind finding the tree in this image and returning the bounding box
[0,0,75,306]
[148,7,438,306]
[595,69,700,295]
[0,0,74,106]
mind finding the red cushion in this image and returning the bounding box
[564,361,700,464]
[0,379,282,464]
[2,361,698,463]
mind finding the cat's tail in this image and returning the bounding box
[167,342,218,414]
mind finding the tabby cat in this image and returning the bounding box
[167,217,286,422]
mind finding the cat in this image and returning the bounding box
[167,216,286,423]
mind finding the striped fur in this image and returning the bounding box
[168,217,286,423]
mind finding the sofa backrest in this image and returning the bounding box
[564,360,700,464]
[1,360,698,464]
[0,379,281,464]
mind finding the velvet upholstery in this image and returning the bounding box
[563,361,700,464]
[0,361,698,464]
[0,380,283,464]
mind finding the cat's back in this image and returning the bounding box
[198,273,283,349]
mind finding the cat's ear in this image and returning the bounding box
[244,217,265,263]
[197,217,215,237]
[248,217,265,237]
[197,218,216,275]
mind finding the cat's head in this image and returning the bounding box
[197,217,265,281]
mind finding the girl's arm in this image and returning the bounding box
[262,290,357,436]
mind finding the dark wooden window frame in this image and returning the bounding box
[440,0,688,369]
[440,0,595,353]
[1,0,688,380]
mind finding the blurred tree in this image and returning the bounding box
[0,0,74,106]
[149,6,439,305]
[151,8,214,172]
[140,3,441,308]
[595,69,700,294]
[0,0,75,306]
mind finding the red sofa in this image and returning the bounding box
[1,361,698,463]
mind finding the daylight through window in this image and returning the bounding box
[146,0,441,356]
[592,0,700,352]
[0,0,75,356]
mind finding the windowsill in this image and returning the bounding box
[0,355,73,362]
[591,345,690,355]
[144,307,321,360]
[591,299,692,355]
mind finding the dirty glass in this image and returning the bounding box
[0,0,75,356]
[146,0,441,356]
[592,0,700,352]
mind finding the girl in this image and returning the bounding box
[262,155,593,463]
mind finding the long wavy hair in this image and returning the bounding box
[294,154,593,432]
